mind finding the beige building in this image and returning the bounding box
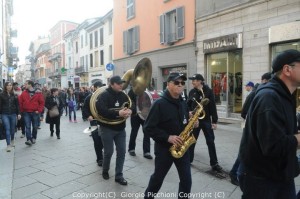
[196,0,300,120]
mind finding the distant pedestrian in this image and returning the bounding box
[67,88,77,123]
[19,80,44,145]
[45,88,64,139]
[0,82,21,152]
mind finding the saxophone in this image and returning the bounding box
[169,96,209,158]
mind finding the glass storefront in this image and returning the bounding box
[207,50,243,114]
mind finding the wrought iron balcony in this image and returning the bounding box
[75,66,87,74]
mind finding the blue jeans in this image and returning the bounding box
[23,112,39,141]
[239,174,296,199]
[189,120,218,166]
[99,126,126,179]
[2,114,17,145]
[128,115,151,154]
[69,108,76,121]
[144,143,191,199]
[230,154,240,177]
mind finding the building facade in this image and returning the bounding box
[86,10,113,86]
[48,20,78,88]
[113,0,196,91]
[196,0,300,120]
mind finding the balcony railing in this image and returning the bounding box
[75,66,87,74]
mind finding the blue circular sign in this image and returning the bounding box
[106,63,114,71]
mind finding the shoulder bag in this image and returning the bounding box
[49,105,59,118]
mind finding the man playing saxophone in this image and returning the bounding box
[187,74,223,174]
[96,75,132,185]
[144,72,193,199]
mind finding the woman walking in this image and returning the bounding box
[45,88,63,139]
[67,88,77,122]
[0,82,21,152]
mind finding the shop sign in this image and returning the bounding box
[162,66,187,76]
[203,33,242,53]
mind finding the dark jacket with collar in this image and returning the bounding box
[241,83,259,119]
[96,87,130,131]
[143,89,189,148]
[239,76,299,181]
[0,92,20,115]
[45,95,64,124]
[187,84,218,123]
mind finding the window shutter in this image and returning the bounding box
[176,7,185,40]
[123,31,128,54]
[160,14,165,44]
[134,26,140,52]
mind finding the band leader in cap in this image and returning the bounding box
[272,49,300,73]
[188,74,205,81]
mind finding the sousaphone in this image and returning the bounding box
[89,57,152,125]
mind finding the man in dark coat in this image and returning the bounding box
[239,49,300,198]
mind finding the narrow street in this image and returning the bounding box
[0,111,299,199]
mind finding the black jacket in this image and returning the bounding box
[0,92,20,115]
[187,85,218,123]
[143,89,189,147]
[239,76,299,181]
[45,95,64,124]
[96,87,130,131]
[241,83,259,119]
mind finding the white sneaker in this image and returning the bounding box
[6,145,11,152]
[20,134,25,138]
[11,140,15,147]
[32,139,36,144]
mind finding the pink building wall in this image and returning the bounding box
[113,0,195,60]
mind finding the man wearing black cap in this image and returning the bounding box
[82,81,104,167]
[144,72,192,199]
[239,49,300,198]
[96,75,132,185]
[187,74,223,174]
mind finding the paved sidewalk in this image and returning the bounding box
[0,113,299,199]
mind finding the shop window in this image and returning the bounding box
[207,50,243,113]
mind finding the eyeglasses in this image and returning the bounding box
[172,81,185,86]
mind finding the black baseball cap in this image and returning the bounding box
[261,72,272,81]
[167,72,187,82]
[93,81,103,88]
[272,49,300,73]
[188,74,205,81]
[110,76,126,84]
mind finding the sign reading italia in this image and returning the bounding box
[203,33,242,53]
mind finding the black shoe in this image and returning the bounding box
[102,172,109,180]
[25,140,32,146]
[144,154,153,159]
[50,133,53,137]
[97,160,103,167]
[57,136,60,139]
[212,164,223,173]
[115,177,128,185]
[230,174,239,186]
[129,151,136,156]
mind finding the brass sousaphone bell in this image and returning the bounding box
[89,57,152,125]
